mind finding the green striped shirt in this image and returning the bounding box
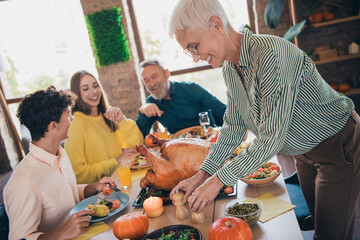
[200,28,354,186]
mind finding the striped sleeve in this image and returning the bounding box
[200,95,247,176]
[217,83,300,186]
[209,43,301,186]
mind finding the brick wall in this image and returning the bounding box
[80,0,144,120]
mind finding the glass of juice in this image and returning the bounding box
[118,165,132,189]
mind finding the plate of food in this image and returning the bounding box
[133,184,237,208]
[240,162,282,185]
[173,126,218,139]
[69,191,131,222]
[173,126,205,139]
[232,140,252,156]
[142,224,202,240]
[130,154,150,169]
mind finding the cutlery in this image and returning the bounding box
[112,187,122,192]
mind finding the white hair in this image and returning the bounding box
[169,0,232,38]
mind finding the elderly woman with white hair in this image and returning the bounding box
[169,0,360,239]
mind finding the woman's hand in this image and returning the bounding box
[84,177,116,198]
[170,170,210,205]
[116,148,138,163]
[187,175,224,213]
[104,107,124,122]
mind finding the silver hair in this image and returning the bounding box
[139,58,166,71]
[169,0,231,38]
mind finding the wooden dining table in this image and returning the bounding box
[90,156,303,240]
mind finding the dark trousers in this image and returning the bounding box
[294,111,360,240]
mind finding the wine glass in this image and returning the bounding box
[199,112,210,139]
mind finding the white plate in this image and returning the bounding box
[69,191,131,222]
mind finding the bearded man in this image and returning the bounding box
[136,59,226,136]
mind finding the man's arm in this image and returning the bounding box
[136,110,157,137]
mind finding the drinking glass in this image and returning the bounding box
[199,111,210,138]
[117,164,132,190]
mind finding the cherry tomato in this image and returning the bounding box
[108,199,120,210]
[224,186,233,195]
[270,165,280,172]
[103,187,111,196]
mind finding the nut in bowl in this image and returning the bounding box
[240,162,282,186]
[224,198,262,227]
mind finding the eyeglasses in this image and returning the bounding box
[183,33,203,57]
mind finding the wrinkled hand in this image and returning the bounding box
[187,175,224,213]
[104,107,124,122]
[116,148,138,163]
[170,170,210,205]
[58,209,93,239]
[139,103,164,117]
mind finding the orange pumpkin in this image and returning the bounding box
[338,83,350,92]
[209,217,252,240]
[322,11,334,21]
[144,133,157,147]
[112,213,149,240]
[309,13,323,24]
[329,83,338,91]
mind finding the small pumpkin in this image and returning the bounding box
[309,13,323,24]
[144,133,157,147]
[113,213,149,240]
[322,11,334,21]
[209,216,252,240]
[338,83,350,92]
[329,83,338,91]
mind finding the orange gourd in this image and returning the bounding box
[209,217,252,240]
[309,13,323,24]
[322,11,334,21]
[329,83,338,91]
[338,83,350,92]
[144,133,157,147]
[112,213,149,240]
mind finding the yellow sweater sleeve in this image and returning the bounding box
[116,118,144,148]
[65,113,117,184]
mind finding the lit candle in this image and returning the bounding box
[143,197,164,218]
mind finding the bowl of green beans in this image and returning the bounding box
[224,198,262,227]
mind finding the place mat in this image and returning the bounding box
[257,193,296,223]
[73,221,110,240]
[131,167,150,182]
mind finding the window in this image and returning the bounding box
[132,0,249,103]
[0,0,97,101]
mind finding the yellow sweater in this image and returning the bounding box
[64,112,143,184]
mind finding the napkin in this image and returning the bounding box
[73,221,110,240]
[131,167,150,182]
[257,193,296,223]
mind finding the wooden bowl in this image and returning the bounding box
[240,162,282,186]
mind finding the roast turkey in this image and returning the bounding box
[136,135,212,191]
